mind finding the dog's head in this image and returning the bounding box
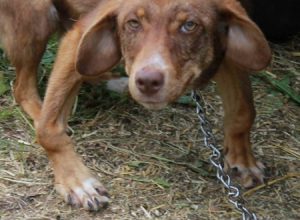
[75,0,271,109]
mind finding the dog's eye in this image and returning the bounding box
[127,19,141,30]
[181,21,198,33]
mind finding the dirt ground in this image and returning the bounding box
[0,36,299,219]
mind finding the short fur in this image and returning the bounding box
[0,0,281,211]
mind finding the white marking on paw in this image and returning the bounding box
[82,178,99,195]
[83,178,98,187]
[73,187,87,200]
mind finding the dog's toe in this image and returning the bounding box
[224,160,265,188]
[240,163,265,188]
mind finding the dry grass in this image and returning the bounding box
[0,36,299,220]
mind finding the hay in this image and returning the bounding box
[0,36,299,219]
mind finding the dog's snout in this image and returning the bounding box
[136,70,164,95]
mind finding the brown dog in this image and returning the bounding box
[0,0,271,211]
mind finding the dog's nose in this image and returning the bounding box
[136,70,164,95]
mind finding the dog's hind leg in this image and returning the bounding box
[0,1,58,122]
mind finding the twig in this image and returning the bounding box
[0,177,49,186]
[275,144,300,159]
[16,108,35,131]
[243,172,300,197]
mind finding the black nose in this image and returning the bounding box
[135,70,164,95]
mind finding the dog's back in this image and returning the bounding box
[0,0,58,65]
[0,0,59,120]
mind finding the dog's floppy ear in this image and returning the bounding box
[75,1,121,76]
[220,0,271,71]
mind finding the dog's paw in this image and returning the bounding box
[56,177,110,211]
[49,151,110,211]
[224,155,265,188]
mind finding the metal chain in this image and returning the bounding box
[191,90,257,220]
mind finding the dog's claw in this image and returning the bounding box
[82,195,109,211]
[67,194,73,205]
[87,200,94,210]
[96,187,110,198]
[94,198,100,207]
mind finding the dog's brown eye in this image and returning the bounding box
[181,21,198,33]
[127,19,141,30]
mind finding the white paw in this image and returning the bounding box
[55,178,110,211]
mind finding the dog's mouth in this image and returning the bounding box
[129,84,184,110]
[139,101,168,110]
[127,70,186,110]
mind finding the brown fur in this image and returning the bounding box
[0,0,271,211]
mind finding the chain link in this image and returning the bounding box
[191,90,257,220]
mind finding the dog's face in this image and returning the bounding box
[76,0,270,109]
[117,0,223,109]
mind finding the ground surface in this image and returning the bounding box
[0,37,299,220]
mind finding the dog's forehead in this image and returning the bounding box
[118,0,218,21]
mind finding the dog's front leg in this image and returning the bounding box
[214,61,265,188]
[36,40,109,211]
